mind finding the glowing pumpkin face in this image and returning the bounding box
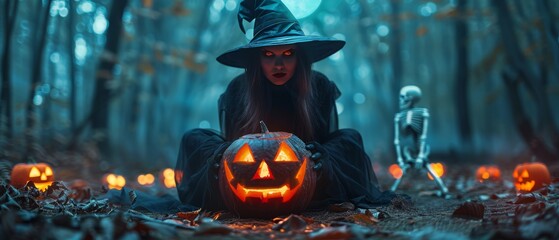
[476,165,501,183]
[219,123,316,218]
[513,162,551,193]
[10,163,55,191]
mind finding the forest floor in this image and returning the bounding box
[1,162,558,240]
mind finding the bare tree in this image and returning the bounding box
[491,0,559,163]
[25,0,53,159]
[390,0,402,113]
[454,0,472,145]
[68,0,77,133]
[0,0,19,143]
[88,0,129,156]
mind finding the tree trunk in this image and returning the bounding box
[535,0,559,149]
[502,72,556,163]
[68,0,77,134]
[390,0,402,113]
[454,0,472,144]
[0,0,18,142]
[24,0,53,159]
[536,0,559,76]
[90,0,129,156]
[491,0,558,163]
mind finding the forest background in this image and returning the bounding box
[1,0,558,181]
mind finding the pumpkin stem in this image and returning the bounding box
[259,121,269,133]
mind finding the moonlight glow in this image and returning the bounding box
[282,0,322,19]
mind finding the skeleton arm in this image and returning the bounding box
[394,114,404,166]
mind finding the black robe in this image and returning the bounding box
[175,71,395,211]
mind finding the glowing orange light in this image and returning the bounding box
[10,163,55,192]
[233,144,255,163]
[274,142,298,162]
[162,168,176,188]
[252,161,274,180]
[476,165,501,182]
[388,164,403,179]
[104,173,126,190]
[137,173,155,186]
[427,163,445,180]
[513,162,550,193]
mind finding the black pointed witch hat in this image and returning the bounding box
[216,0,345,68]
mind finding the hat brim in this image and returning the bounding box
[216,35,345,68]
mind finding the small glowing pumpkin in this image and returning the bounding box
[10,163,55,191]
[160,168,176,188]
[219,122,316,218]
[513,162,551,193]
[388,164,403,179]
[427,162,445,180]
[103,173,126,190]
[476,165,501,182]
[137,173,155,186]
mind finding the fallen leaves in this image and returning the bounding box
[272,214,312,232]
[452,201,485,219]
[327,202,355,212]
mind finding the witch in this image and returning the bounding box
[175,0,395,211]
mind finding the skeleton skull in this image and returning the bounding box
[399,85,422,110]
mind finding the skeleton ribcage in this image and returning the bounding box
[397,108,427,140]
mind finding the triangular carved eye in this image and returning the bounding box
[45,167,53,176]
[29,167,41,177]
[274,142,298,162]
[233,143,255,163]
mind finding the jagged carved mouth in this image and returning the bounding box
[223,159,307,203]
[31,181,53,191]
[515,181,535,192]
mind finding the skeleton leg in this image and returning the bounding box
[425,163,449,194]
[390,166,409,191]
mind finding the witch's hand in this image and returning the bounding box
[208,142,231,179]
[305,141,329,171]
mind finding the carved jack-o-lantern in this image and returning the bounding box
[476,165,501,183]
[10,163,55,191]
[513,162,551,193]
[219,122,316,218]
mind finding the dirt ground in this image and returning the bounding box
[1,162,558,239]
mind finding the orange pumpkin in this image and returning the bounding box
[513,162,551,193]
[137,173,155,186]
[427,162,445,180]
[476,165,501,182]
[160,168,176,188]
[219,122,316,218]
[10,163,55,191]
[102,173,126,190]
[388,164,403,179]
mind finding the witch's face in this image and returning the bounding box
[260,45,297,85]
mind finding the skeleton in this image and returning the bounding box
[391,85,448,195]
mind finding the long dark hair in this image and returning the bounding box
[232,48,315,142]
